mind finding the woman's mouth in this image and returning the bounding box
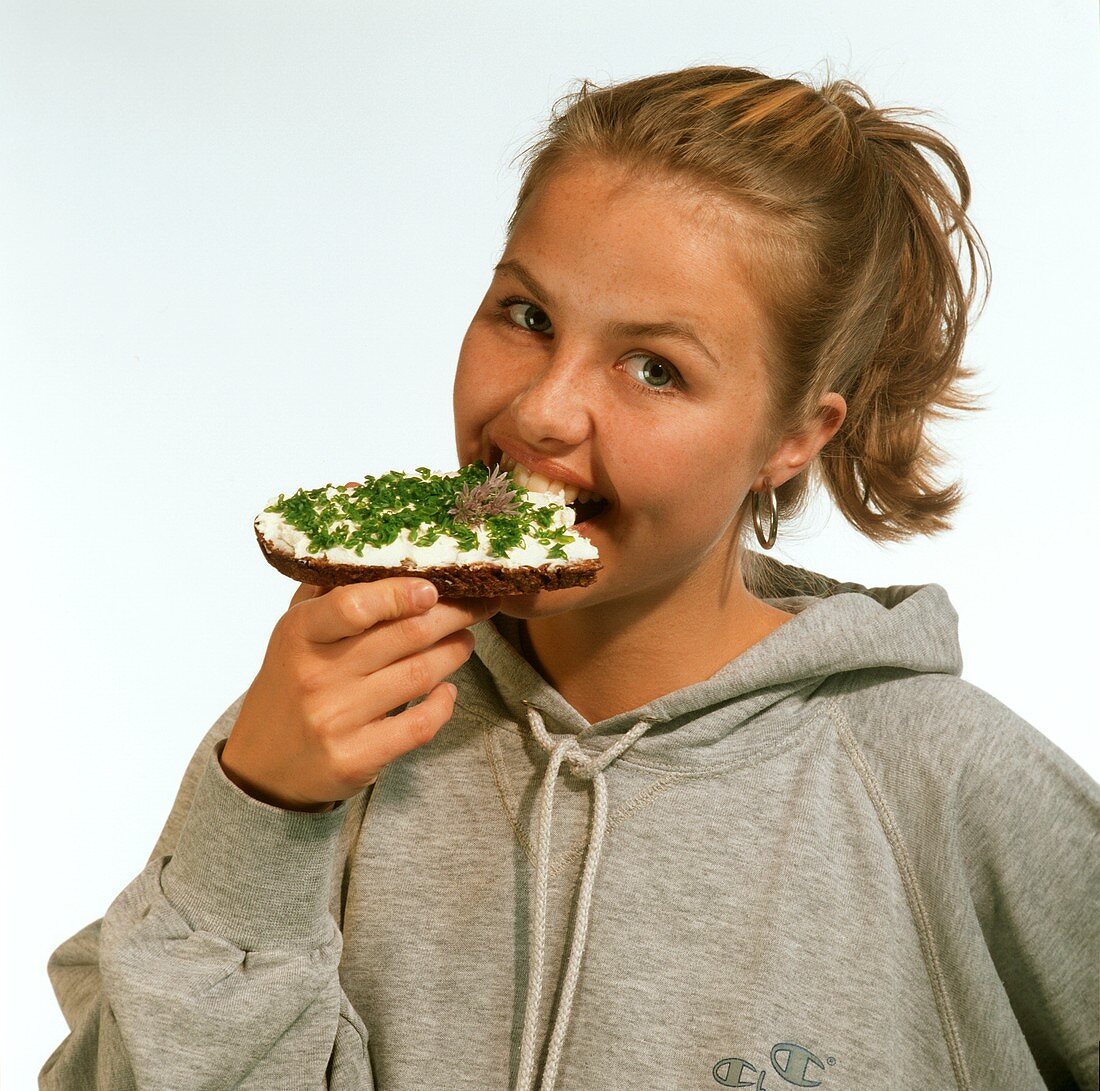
[489,448,612,531]
[571,495,612,528]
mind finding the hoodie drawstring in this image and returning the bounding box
[514,701,658,1091]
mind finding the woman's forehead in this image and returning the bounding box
[503,164,769,349]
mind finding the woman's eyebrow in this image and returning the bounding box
[494,259,557,306]
[492,258,724,372]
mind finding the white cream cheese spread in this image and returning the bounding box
[255,468,599,570]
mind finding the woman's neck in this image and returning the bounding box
[517,564,795,726]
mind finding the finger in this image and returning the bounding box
[334,629,474,729]
[289,580,325,610]
[335,596,499,678]
[296,577,439,645]
[342,680,459,775]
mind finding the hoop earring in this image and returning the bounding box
[752,480,778,550]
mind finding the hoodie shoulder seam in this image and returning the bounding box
[826,697,972,1091]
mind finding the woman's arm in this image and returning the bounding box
[39,694,376,1090]
[956,707,1099,1090]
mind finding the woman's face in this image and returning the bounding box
[453,156,787,617]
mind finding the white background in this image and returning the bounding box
[3,1,1097,1084]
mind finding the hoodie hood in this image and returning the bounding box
[467,551,963,769]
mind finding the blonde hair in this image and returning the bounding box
[505,64,991,587]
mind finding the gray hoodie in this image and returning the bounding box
[40,554,1099,1090]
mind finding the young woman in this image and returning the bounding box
[41,66,1097,1090]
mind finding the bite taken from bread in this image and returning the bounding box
[254,462,603,596]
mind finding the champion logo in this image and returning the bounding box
[712,1041,836,1087]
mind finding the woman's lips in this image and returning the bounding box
[486,444,609,505]
[483,442,614,529]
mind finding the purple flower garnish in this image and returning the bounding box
[448,464,523,527]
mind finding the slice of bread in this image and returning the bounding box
[254,462,602,596]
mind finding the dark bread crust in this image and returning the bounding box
[255,523,602,596]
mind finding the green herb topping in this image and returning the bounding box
[263,461,577,560]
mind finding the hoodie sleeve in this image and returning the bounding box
[956,704,1100,1090]
[39,694,376,1090]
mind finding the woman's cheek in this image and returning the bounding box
[453,363,489,421]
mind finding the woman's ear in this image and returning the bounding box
[758,393,847,490]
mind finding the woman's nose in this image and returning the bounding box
[510,347,595,450]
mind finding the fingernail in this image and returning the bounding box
[413,583,438,609]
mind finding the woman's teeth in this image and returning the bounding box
[497,452,603,505]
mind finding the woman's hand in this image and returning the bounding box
[220,578,501,812]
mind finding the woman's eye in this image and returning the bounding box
[494,295,683,398]
[622,353,680,395]
[502,300,552,334]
